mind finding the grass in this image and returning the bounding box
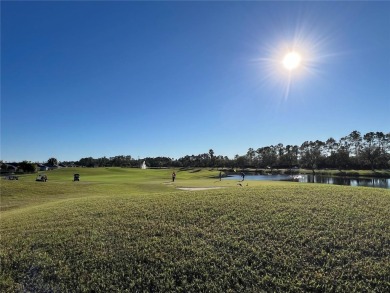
[1,168,390,291]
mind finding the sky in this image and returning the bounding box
[1,1,389,162]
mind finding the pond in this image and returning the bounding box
[224,174,390,189]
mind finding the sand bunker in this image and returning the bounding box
[177,187,224,191]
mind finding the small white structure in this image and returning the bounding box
[141,161,147,169]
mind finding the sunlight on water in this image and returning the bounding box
[225,174,390,189]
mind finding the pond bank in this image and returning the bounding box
[223,174,390,189]
[218,168,390,178]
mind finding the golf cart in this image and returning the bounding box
[73,174,80,181]
[36,174,47,182]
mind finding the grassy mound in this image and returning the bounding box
[1,168,389,291]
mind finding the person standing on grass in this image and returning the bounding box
[219,171,222,181]
[172,172,176,182]
[241,172,245,181]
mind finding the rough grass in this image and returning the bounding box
[1,168,389,292]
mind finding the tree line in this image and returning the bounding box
[69,131,390,171]
[2,131,389,173]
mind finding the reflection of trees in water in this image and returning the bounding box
[305,175,389,188]
[225,174,389,188]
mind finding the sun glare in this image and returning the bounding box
[254,14,338,103]
[283,51,302,70]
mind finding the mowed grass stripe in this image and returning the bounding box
[1,175,390,292]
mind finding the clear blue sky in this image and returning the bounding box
[1,1,389,162]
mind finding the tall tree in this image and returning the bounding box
[47,157,58,166]
[246,148,256,167]
[325,137,349,170]
[256,146,277,171]
[235,155,247,169]
[208,149,215,167]
[208,149,214,159]
[279,145,298,170]
[299,140,325,174]
[361,132,385,170]
[347,130,362,157]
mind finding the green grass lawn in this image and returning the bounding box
[1,168,390,291]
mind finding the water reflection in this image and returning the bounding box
[225,174,390,189]
[302,175,390,189]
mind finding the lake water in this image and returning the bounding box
[224,174,390,189]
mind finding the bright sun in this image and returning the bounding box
[283,51,302,70]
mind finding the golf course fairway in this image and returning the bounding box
[1,168,389,291]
